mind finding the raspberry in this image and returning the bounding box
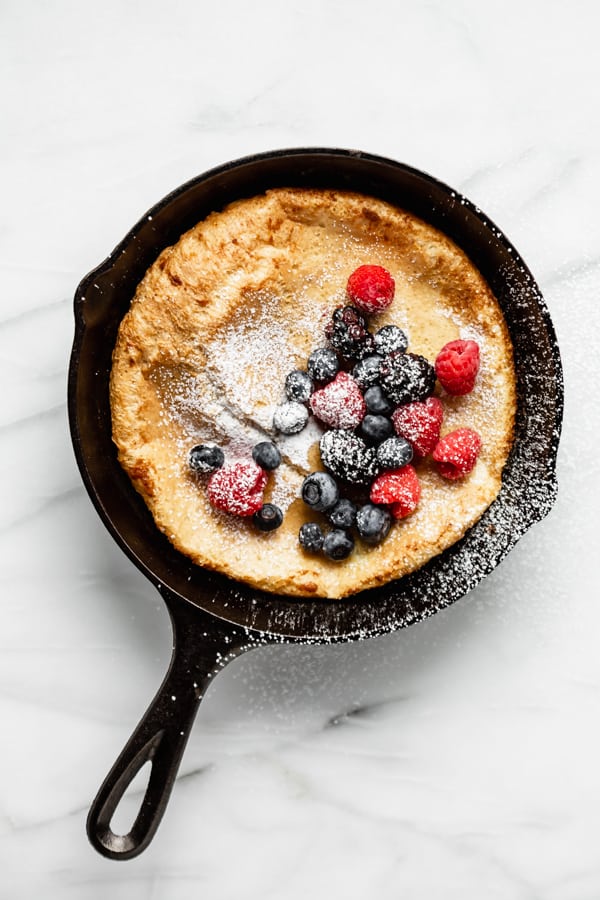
[206,461,268,516]
[310,371,366,429]
[392,397,443,458]
[435,339,480,395]
[370,465,421,519]
[347,265,395,314]
[433,428,482,479]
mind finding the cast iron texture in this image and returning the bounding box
[68,148,563,859]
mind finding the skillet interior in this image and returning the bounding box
[69,148,563,643]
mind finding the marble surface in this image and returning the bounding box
[1,0,599,896]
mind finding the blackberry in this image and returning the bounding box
[376,436,414,470]
[189,443,224,474]
[379,352,436,405]
[364,385,394,416]
[374,324,408,356]
[356,503,392,545]
[323,529,354,561]
[299,522,325,552]
[307,348,339,383]
[352,354,384,390]
[301,471,339,512]
[253,503,283,532]
[285,369,313,403]
[252,441,281,470]
[327,498,357,529]
[273,401,309,434]
[325,305,375,360]
[360,414,393,445]
[319,429,379,486]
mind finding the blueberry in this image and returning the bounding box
[374,324,408,356]
[328,498,357,529]
[323,529,354,560]
[253,503,284,532]
[364,385,394,416]
[356,503,392,545]
[189,443,224,474]
[301,472,340,511]
[299,522,324,552]
[360,414,393,445]
[285,369,313,403]
[319,430,379,485]
[379,352,436,405]
[352,355,384,389]
[377,436,413,470]
[252,441,282,470]
[273,401,309,434]
[307,348,339,383]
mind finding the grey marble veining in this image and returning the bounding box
[1,0,599,897]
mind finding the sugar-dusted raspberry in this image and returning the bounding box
[346,265,395,314]
[310,371,366,430]
[392,397,443,458]
[370,465,421,519]
[435,339,480,395]
[206,461,268,516]
[433,428,482,479]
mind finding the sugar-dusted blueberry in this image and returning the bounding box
[356,503,392,545]
[299,522,325,552]
[252,441,282,470]
[285,369,314,403]
[328,498,357,529]
[189,443,224,474]
[307,347,339,383]
[273,401,309,434]
[253,503,284,532]
[360,414,393,445]
[301,471,340,512]
[323,529,354,561]
[376,436,414,470]
[374,324,408,356]
[364,385,394,416]
[352,354,384,390]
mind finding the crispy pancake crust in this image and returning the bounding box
[110,189,516,598]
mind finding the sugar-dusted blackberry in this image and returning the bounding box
[299,522,325,552]
[360,414,393,445]
[374,324,408,356]
[356,503,392,545]
[253,503,284,532]
[325,305,375,360]
[376,436,413,470]
[285,369,313,403]
[189,443,224,474]
[252,441,281,470]
[307,347,339,383]
[273,401,309,434]
[364,385,394,416]
[352,354,384,390]
[320,429,379,486]
[327,498,357,529]
[379,351,436,405]
[301,471,340,512]
[323,529,354,561]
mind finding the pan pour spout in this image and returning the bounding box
[86,593,255,860]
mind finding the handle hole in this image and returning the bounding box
[109,760,153,837]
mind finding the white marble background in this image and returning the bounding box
[1,0,599,896]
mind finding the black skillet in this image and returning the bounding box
[68,148,563,860]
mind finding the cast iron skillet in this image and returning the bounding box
[68,148,563,860]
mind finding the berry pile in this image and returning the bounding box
[187,264,483,558]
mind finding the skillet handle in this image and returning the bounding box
[86,593,254,860]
